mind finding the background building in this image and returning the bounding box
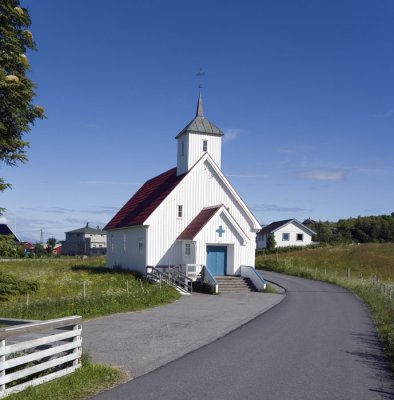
[62,223,106,256]
[257,219,316,249]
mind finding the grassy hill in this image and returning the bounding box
[256,242,394,283]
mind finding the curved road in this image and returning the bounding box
[93,271,393,400]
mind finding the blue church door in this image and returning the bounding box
[206,246,227,276]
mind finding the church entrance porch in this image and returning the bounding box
[206,245,227,276]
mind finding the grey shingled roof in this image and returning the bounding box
[260,218,316,235]
[66,226,105,235]
[175,92,224,139]
[259,219,294,234]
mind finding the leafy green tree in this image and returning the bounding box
[0,1,45,203]
[46,237,56,255]
[267,233,276,250]
[33,243,45,257]
[0,234,20,257]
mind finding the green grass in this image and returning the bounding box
[262,283,277,294]
[256,243,394,368]
[0,257,180,399]
[257,242,394,282]
[5,354,127,400]
[0,257,180,320]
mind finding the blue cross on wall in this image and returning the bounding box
[216,225,225,237]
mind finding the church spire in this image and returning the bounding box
[196,90,204,117]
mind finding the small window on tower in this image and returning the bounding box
[181,141,185,156]
[203,140,208,152]
[177,205,183,218]
[185,243,191,256]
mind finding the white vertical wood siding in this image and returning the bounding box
[146,159,256,271]
[106,227,147,274]
[273,223,313,248]
[193,211,255,275]
[177,133,221,175]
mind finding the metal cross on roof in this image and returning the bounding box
[216,225,225,237]
[196,68,205,89]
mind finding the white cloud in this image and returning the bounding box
[223,128,243,143]
[296,168,347,182]
[375,107,394,118]
[81,206,119,215]
[252,204,309,213]
[279,145,316,155]
[226,173,268,178]
[279,148,295,155]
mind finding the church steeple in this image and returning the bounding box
[176,92,224,176]
[196,91,204,117]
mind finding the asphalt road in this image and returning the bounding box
[92,271,394,400]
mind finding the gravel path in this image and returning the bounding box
[83,290,284,378]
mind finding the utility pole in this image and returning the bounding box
[40,229,43,244]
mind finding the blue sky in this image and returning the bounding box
[1,0,393,242]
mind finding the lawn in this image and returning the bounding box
[0,257,180,399]
[256,242,394,283]
[0,257,180,320]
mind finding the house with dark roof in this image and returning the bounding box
[62,223,106,256]
[256,219,316,249]
[105,93,261,279]
[0,224,19,242]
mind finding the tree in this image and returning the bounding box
[33,243,45,257]
[0,234,23,257]
[46,237,56,254]
[267,233,276,250]
[0,1,44,200]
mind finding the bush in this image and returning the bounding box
[0,271,39,301]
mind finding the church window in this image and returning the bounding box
[203,140,208,152]
[177,205,183,218]
[181,141,185,156]
[185,243,191,255]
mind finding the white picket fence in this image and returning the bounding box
[0,316,82,398]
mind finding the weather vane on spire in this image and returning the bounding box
[196,68,205,89]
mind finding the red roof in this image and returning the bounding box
[104,167,187,230]
[177,206,221,240]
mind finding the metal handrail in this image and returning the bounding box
[146,266,193,293]
[202,266,218,294]
[169,266,193,293]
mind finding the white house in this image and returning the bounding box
[256,219,316,249]
[105,93,261,278]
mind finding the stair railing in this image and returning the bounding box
[202,266,218,294]
[146,266,193,293]
[240,266,267,291]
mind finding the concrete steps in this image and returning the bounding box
[216,276,257,293]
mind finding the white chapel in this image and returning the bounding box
[105,93,261,282]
